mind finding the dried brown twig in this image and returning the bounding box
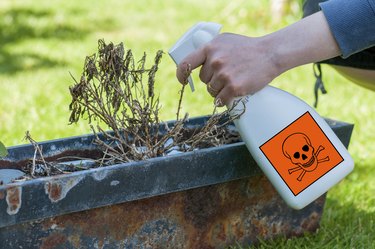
[23,131,65,177]
[68,39,243,165]
[25,131,43,176]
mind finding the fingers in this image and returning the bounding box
[207,81,231,108]
[174,36,249,107]
[206,82,219,97]
[215,86,232,107]
[176,47,206,84]
[177,52,239,108]
[207,72,229,106]
[199,62,214,84]
[206,77,224,96]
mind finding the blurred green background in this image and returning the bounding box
[0,0,373,248]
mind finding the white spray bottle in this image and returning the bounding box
[169,22,354,209]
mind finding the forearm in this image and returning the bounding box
[175,4,375,104]
[264,11,340,74]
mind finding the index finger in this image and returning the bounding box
[176,47,206,84]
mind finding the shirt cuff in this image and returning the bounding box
[320,0,375,58]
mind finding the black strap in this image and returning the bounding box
[313,63,327,108]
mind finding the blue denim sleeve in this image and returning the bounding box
[319,0,375,58]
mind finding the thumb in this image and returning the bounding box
[176,47,206,84]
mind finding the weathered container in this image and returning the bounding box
[0,116,354,249]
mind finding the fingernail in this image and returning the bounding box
[214,98,223,107]
[183,63,192,84]
[186,63,191,73]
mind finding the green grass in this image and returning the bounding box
[0,0,374,248]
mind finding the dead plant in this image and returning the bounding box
[68,39,243,166]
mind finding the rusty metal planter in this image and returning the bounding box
[0,116,353,249]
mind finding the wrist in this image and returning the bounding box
[249,35,286,82]
[261,11,341,75]
[261,33,290,77]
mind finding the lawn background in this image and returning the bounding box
[0,0,374,248]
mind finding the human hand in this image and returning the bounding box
[176,11,341,107]
[176,33,281,106]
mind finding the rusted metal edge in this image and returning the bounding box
[0,116,353,229]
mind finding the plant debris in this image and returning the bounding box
[23,131,67,178]
[67,39,243,166]
[16,131,104,180]
[13,40,243,179]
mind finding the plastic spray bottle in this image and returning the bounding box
[169,22,354,209]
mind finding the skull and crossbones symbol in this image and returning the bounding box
[282,133,330,181]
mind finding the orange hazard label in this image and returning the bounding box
[259,111,344,196]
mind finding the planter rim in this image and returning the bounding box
[0,115,354,229]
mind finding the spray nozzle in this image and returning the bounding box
[169,22,222,92]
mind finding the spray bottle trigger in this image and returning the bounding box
[169,22,222,92]
[192,30,215,49]
[187,76,194,91]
